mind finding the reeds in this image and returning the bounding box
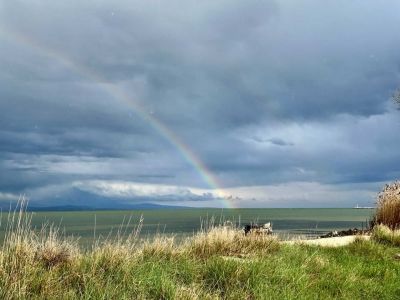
[373,181,400,229]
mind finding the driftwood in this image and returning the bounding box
[244,223,273,236]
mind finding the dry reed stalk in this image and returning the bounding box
[373,181,400,229]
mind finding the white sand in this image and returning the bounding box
[284,235,370,247]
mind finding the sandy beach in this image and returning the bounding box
[284,235,371,247]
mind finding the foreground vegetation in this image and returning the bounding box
[372,224,400,247]
[1,208,400,300]
[372,181,400,229]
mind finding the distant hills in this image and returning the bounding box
[26,203,190,211]
[0,202,191,212]
[0,189,191,211]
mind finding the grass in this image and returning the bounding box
[373,181,400,229]
[1,203,400,299]
[372,224,400,247]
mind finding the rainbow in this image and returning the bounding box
[0,28,233,208]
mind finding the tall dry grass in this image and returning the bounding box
[0,199,80,298]
[0,198,281,299]
[184,225,279,259]
[371,224,400,246]
[373,181,400,229]
[1,199,400,299]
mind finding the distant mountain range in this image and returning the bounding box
[0,202,191,212]
[26,203,190,211]
[0,189,192,211]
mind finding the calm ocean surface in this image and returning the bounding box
[0,208,374,245]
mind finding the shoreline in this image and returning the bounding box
[284,235,371,247]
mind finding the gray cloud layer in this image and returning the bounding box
[1,0,400,207]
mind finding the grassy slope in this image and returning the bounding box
[0,225,400,300]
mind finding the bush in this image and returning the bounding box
[372,181,400,229]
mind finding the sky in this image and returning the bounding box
[0,0,400,208]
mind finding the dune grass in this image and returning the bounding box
[372,224,400,247]
[1,204,400,299]
[373,181,400,229]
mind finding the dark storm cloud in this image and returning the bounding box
[1,0,400,206]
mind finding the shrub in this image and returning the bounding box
[373,181,400,229]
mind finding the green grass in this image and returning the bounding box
[2,237,400,299]
[1,213,400,300]
[372,224,400,247]
[0,203,397,299]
